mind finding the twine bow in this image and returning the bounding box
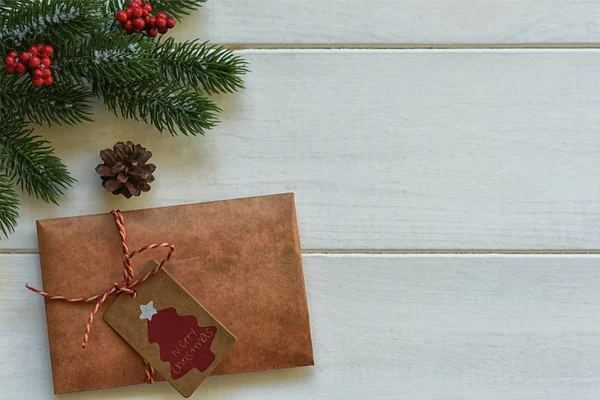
[26,210,175,384]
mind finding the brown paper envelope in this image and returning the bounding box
[36,193,314,395]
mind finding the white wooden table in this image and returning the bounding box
[2,1,600,399]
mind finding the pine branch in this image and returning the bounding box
[0,173,20,238]
[98,82,220,136]
[0,0,248,237]
[0,117,76,204]
[0,74,93,126]
[0,0,106,53]
[150,0,206,20]
[107,0,206,20]
[154,38,248,94]
[54,30,158,86]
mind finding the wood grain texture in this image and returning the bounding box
[2,254,600,399]
[177,0,600,45]
[4,50,600,251]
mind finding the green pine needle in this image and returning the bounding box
[150,0,206,20]
[0,117,76,204]
[0,173,20,238]
[0,0,107,53]
[154,38,248,94]
[0,74,93,126]
[54,30,158,86]
[98,82,220,136]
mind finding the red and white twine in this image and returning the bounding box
[26,210,174,384]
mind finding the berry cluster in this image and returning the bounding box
[4,44,54,87]
[116,0,176,37]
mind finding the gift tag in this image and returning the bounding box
[104,260,237,398]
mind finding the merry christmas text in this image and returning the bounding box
[170,327,215,375]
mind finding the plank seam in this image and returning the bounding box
[228,43,600,50]
[4,249,600,255]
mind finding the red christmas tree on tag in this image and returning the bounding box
[140,301,218,379]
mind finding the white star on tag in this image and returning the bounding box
[139,301,158,321]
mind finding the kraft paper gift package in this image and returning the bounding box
[32,193,314,395]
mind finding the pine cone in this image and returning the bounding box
[95,141,156,198]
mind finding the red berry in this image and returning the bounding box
[126,8,134,18]
[157,26,168,34]
[32,77,44,87]
[28,46,39,56]
[123,20,133,32]
[19,52,31,63]
[44,76,54,86]
[147,28,158,37]
[40,57,51,67]
[8,51,18,58]
[15,62,26,74]
[132,7,143,17]
[4,56,15,67]
[133,17,145,30]
[36,44,44,53]
[156,11,167,19]
[116,10,128,23]
[166,18,176,28]
[5,65,15,74]
[129,1,140,8]
[43,69,52,79]
[42,45,54,57]
[155,17,167,29]
[33,68,44,78]
[145,16,156,28]
[131,0,142,5]
[28,56,41,68]
[143,4,152,13]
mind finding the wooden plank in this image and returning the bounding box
[4,49,600,251]
[179,1,600,45]
[2,254,600,399]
